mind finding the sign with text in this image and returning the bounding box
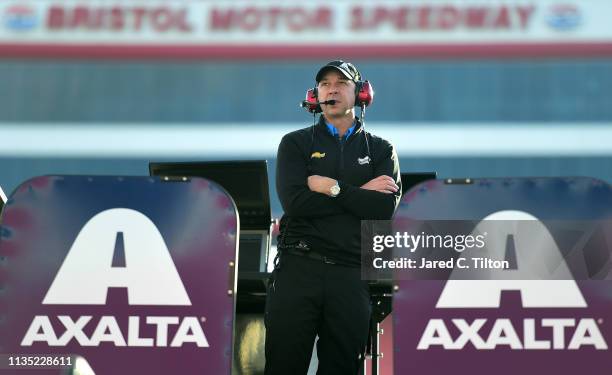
[0,175,238,374]
[1,0,611,58]
[393,177,612,375]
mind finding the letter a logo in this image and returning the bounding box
[436,210,586,308]
[43,208,191,305]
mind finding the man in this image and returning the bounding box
[265,60,402,375]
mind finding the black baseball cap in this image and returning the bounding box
[315,60,361,83]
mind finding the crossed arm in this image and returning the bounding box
[308,174,397,195]
[276,135,402,220]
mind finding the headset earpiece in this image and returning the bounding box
[303,79,373,113]
[355,80,374,107]
[303,88,322,113]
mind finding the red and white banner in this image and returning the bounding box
[1,0,611,58]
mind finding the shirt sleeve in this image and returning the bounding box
[276,133,345,218]
[335,140,402,220]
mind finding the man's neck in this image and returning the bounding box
[324,115,355,137]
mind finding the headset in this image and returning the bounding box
[301,80,374,114]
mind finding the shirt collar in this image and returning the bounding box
[325,120,356,141]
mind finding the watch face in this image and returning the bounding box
[331,184,340,196]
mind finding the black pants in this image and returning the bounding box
[264,253,371,375]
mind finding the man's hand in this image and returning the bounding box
[308,175,337,196]
[361,175,399,194]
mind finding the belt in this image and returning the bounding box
[283,247,358,267]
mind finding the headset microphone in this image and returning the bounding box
[299,99,336,112]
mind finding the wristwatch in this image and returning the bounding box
[330,181,341,197]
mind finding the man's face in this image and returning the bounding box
[317,70,356,119]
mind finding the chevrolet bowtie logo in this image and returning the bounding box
[311,152,326,159]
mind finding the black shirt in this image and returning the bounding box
[276,116,402,265]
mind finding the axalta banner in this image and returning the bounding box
[0,0,611,58]
[392,177,612,375]
[0,175,238,374]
